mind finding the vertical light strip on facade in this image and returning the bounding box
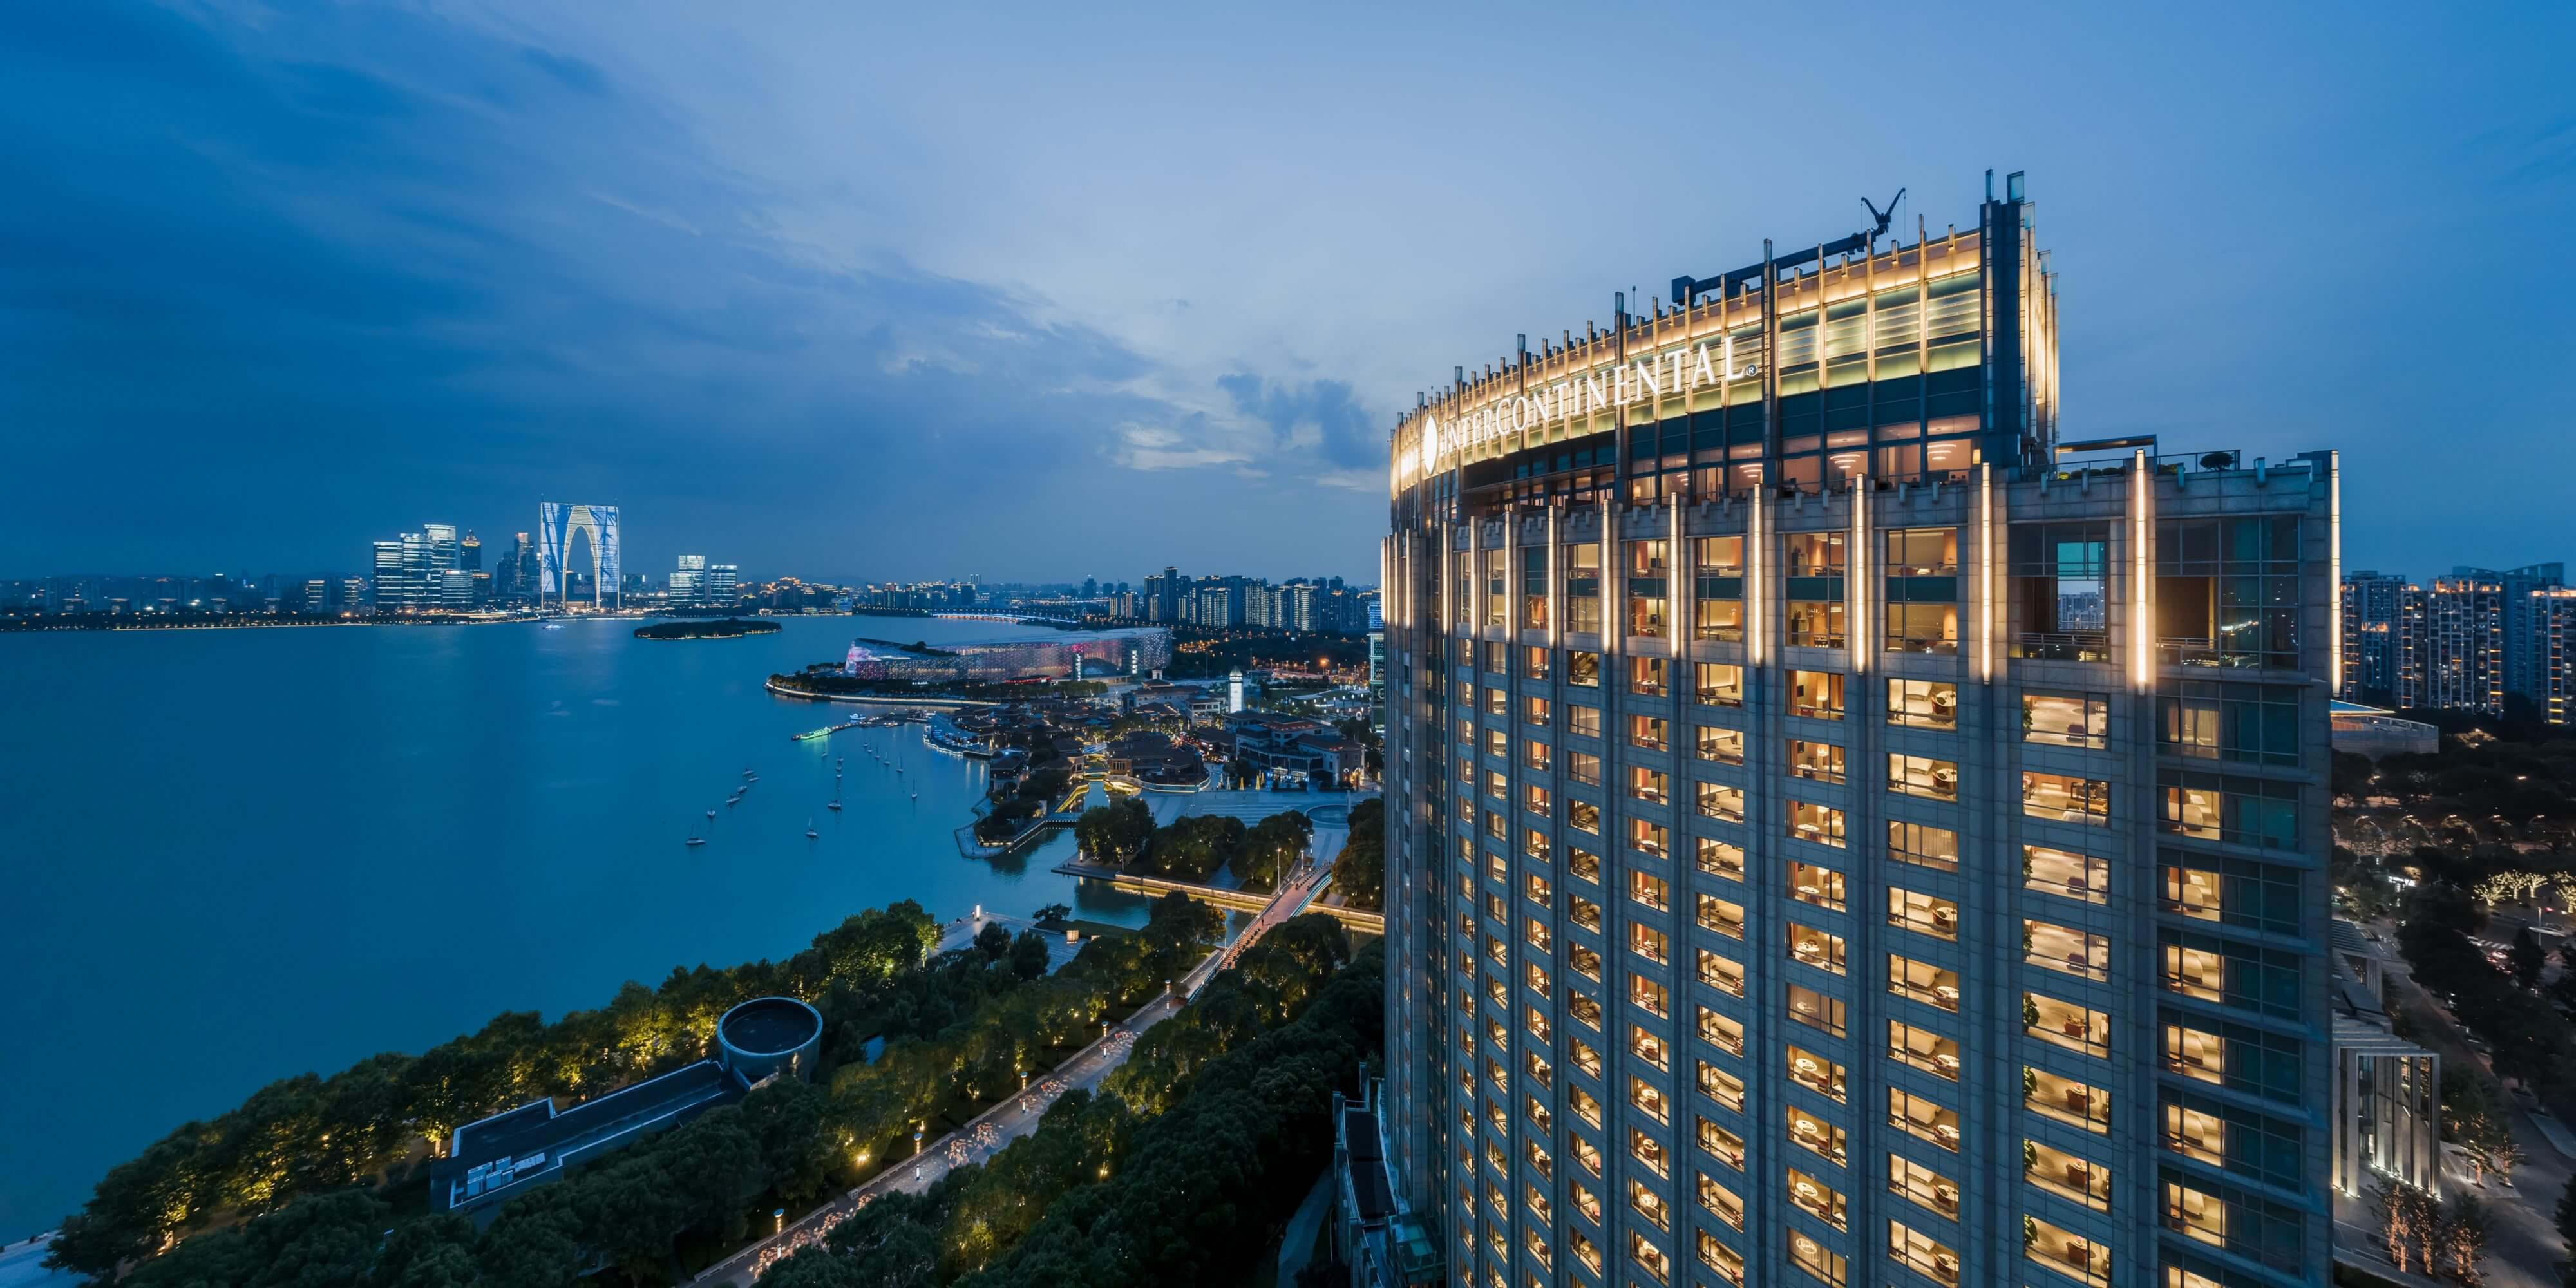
[1671,501,1687,644]
[1848,477,1868,674]
[1977,463,1994,683]
[1748,488,1766,668]
[2131,449,2150,690]
[1548,506,1561,647]
[2329,450,2344,696]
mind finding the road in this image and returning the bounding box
[2348,942,2571,1288]
[694,945,1226,1287]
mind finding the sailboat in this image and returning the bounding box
[685,833,706,847]
[706,808,717,820]
[804,817,819,839]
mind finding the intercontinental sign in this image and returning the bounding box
[1403,335,1760,484]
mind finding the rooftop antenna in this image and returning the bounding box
[1861,187,1905,251]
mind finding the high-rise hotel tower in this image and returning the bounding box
[1377,173,2335,1288]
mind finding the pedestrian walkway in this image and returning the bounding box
[694,947,1224,1287]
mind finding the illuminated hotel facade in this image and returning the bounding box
[1377,173,2336,1288]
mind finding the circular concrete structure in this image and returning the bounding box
[716,996,824,1084]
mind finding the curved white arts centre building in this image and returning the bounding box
[1375,173,2338,1288]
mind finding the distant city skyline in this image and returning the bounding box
[5,5,2571,579]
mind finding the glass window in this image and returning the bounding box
[1886,527,1959,575]
[1888,1155,1962,1223]
[2157,515,2302,672]
[1788,1227,1847,1287]
[1696,780,1745,823]
[1887,678,1958,728]
[1567,704,1601,739]
[1698,1115,1747,1171]
[1790,670,1845,719]
[1696,1006,1743,1058]
[2023,690,2109,748]
[1889,888,1959,940]
[1630,714,1668,751]
[2027,1065,2111,1133]
[1888,1020,1960,1081]
[2025,1217,2110,1287]
[2161,850,2302,935]
[1889,820,1959,872]
[1566,545,1603,634]
[2159,770,2300,849]
[1698,1059,1745,1112]
[2027,919,2110,981]
[1786,1045,1847,1104]
[1629,869,1668,911]
[2025,844,2108,902]
[1786,531,1846,576]
[1787,1164,1846,1230]
[1885,602,1958,654]
[2159,681,2300,766]
[1630,655,1669,697]
[1697,837,1745,881]
[1630,818,1669,858]
[1695,537,1745,642]
[1888,753,1960,801]
[2026,992,2111,1058]
[1696,661,1746,706]
[1567,649,1600,687]
[1696,724,1745,764]
[1789,860,1846,911]
[1786,598,1845,649]
[1629,764,1669,805]
[2161,929,2304,1019]
[1697,894,1745,940]
[1699,1172,1745,1228]
[1787,1104,1846,1166]
[1627,539,1671,638]
[1788,739,1846,783]
[1697,947,1745,998]
[2009,520,2112,661]
[1888,1087,1960,1151]
[1788,800,1846,846]
[1788,922,1846,974]
[2023,771,2110,825]
[1788,982,1846,1037]
[1888,954,1960,1012]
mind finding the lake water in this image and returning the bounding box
[0,615,1152,1234]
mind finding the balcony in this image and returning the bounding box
[2012,631,2112,663]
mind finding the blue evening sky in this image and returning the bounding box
[2,1,2569,583]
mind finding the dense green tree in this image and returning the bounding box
[1010,929,1054,980]
[974,921,1013,961]
[1330,797,1385,911]
[955,942,1385,1288]
[1072,799,1153,862]
[2513,927,2547,988]
[1235,811,1316,891]
[53,903,940,1282]
[1141,815,1247,882]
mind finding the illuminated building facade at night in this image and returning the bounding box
[1378,173,2336,1288]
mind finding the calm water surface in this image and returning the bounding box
[0,616,1148,1233]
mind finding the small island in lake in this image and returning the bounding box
[632,616,781,640]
